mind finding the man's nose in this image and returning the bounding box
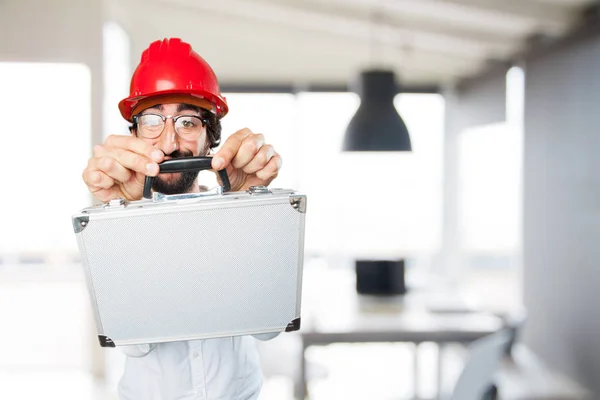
[156,119,179,155]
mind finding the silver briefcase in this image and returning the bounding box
[72,156,306,347]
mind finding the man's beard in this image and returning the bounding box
[152,149,199,195]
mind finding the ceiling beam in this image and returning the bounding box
[437,0,578,33]
[154,0,516,61]
[116,0,592,88]
[269,0,528,41]
[219,82,440,94]
[277,0,574,38]
[127,19,482,83]
[273,0,577,36]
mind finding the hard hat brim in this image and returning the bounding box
[119,89,228,122]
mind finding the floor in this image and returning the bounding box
[0,344,455,400]
[0,262,518,400]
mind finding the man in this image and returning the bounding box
[82,38,281,399]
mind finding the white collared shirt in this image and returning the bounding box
[118,335,267,400]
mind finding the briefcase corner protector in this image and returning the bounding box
[73,215,89,233]
[99,335,116,348]
[285,317,301,332]
[289,195,307,213]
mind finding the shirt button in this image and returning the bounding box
[192,351,199,358]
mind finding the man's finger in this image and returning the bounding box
[255,155,282,182]
[242,144,275,175]
[93,144,105,158]
[89,157,132,182]
[231,134,265,169]
[212,128,253,170]
[83,169,116,190]
[105,134,164,163]
[100,147,160,177]
[89,186,119,203]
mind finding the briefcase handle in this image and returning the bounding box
[143,156,231,199]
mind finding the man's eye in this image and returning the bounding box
[141,116,162,127]
[181,119,196,128]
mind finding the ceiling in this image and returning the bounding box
[110,0,597,90]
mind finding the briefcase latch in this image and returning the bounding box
[248,186,271,195]
[105,198,129,208]
[152,186,223,203]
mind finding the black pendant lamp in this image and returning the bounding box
[343,69,412,151]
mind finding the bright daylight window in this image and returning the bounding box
[459,122,522,254]
[103,21,131,141]
[0,62,91,260]
[458,66,524,268]
[219,92,445,259]
[455,67,524,312]
[0,62,92,386]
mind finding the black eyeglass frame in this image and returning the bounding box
[132,113,209,140]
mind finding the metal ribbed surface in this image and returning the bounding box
[79,201,302,344]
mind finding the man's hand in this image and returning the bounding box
[82,135,165,202]
[211,128,282,192]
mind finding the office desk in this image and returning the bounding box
[297,265,504,399]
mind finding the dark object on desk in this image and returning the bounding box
[355,259,406,295]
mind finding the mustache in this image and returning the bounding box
[152,148,199,195]
[162,149,194,160]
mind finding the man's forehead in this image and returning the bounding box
[143,103,202,113]
[130,95,214,117]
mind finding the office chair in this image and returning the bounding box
[448,329,511,400]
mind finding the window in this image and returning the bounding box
[103,21,131,140]
[455,66,524,311]
[0,62,91,258]
[459,122,522,253]
[458,66,524,259]
[219,92,444,258]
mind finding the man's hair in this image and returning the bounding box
[129,105,222,150]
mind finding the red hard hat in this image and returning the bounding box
[119,38,228,121]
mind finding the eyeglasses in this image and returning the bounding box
[133,113,208,140]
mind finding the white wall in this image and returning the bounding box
[523,31,600,395]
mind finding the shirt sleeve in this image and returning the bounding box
[120,343,157,357]
[252,332,280,341]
